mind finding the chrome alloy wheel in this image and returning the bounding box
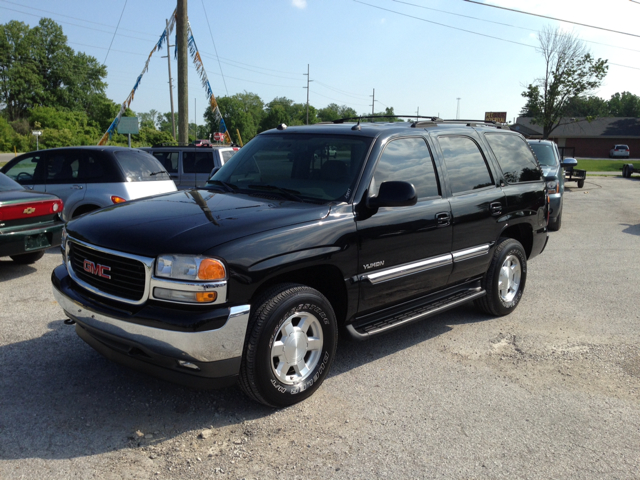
[270,312,324,385]
[498,254,522,303]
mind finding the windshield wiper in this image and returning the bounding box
[207,180,238,192]
[150,170,168,176]
[248,184,305,202]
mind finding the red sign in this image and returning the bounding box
[485,112,507,123]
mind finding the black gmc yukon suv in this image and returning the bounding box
[52,118,548,407]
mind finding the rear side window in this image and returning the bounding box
[371,137,440,200]
[484,133,542,183]
[183,151,214,173]
[438,136,494,194]
[221,149,237,164]
[114,150,170,181]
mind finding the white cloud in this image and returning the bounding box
[292,0,307,9]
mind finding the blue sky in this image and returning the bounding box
[2,0,640,126]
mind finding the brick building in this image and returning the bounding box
[511,117,640,158]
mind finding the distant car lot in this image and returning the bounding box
[1,175,639,479]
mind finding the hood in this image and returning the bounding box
[67,189,331,257]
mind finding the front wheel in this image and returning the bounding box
[475,238,527,316]
[239,284,338,408]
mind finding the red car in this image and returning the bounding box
[0,172,64,264]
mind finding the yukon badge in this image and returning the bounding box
[83,259,112,279]
[363,261,385,270]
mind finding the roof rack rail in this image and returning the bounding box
[331,114,441,124]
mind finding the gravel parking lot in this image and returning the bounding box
[1,176,639,479]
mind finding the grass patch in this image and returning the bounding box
[574,159,631,172]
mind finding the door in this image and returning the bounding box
[182,150,215,188]
[356,137,452,315]
[43,149,86,209]
[2,153,47,192]
[435,135,505,284]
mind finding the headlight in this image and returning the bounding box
[546,180,558,194]
[155,255,226,281]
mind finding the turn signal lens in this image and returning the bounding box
[111,196,126,204]
[196,291,217,303]
[198,258,226,280]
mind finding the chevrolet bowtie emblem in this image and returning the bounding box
[23,207,36,214]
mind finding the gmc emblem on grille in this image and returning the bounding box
[83,259,111,279]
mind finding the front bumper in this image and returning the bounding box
[52,264,250,388]
[548,192,562,221]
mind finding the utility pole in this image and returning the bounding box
[303,64,312,125]
[163,18,176,140]
[370,88,375,115]
[177,0,188,145]
[456,97,461,120]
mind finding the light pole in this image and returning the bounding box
[456,98,461,119]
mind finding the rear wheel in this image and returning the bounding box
[239,284,338,408]
[10,250,45,264]
[475,238,527,316]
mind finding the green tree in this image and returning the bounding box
[361,106,400,122]
[0,19,107,122]
[607,91,640,117]
[204,91,265,143]
[561,95,609,117]
[318,103,358,122]
[520,26,608,138]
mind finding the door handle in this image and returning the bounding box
[490,202,502,216]
[71,185,83,190]
[436,212,450,226]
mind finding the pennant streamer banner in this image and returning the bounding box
[186,24,232,144]
[98,13,232,145]
[98,10,177,145]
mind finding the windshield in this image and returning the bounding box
[0,173,24,192]
[207,134,373,203]
[528,143,558,167]
[115,150,171,181]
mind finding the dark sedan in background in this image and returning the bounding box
[0,172,64,264]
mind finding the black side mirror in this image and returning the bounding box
[561,158,578,169]
[366,181,417,209]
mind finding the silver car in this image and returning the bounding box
[1,147,177,221]
[140,145,239,190]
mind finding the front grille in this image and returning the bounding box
[69,241,147,301]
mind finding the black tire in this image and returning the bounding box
[548,210,562,231]
[239,284,338,408]
[577,179,585,188]
[475,238,527,317]
[622,165,628,178]
[10,250,45,264]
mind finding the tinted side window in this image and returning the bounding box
[46,151,81,183]
[183,151,214,173]
[151,151,179,173]
[4,154,46,184]
[371,137,439,200]
[484,133,542,183]
[438,136,493,194]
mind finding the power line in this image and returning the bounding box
[200,0,228,95]
[354,0,640,71]
[393,0,640,54]
[353,0,535,48]
[0,0,158,39]
[104,0,128,65]
[464,0,640,39]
